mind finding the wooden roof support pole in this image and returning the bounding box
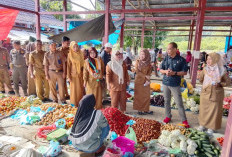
[120,0,126,49]
[191,0,206,87]
[152,27,156,49]
[141,20,145,50]
[104,0,110,45]
[63,0,67,32]
[227,25,232,51]
[35,0,41,40]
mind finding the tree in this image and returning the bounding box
[40,0,81,21]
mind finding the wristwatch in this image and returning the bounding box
[175,72,178,75]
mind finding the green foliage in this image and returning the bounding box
[40,0,80,21]
[160,27,227,52]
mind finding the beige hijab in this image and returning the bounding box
[203,53,226,88]
[138,49,151,71]
[107,50,124,84]
[69,41,84,75]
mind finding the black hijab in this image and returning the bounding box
[70,94,97,138]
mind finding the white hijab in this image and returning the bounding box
[107,50,124,84]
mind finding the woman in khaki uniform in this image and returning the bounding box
[106,50,130,113]
[198,53,230,134]
[133,49,153,115]
[67,41,84,107]
[83,47,103,109]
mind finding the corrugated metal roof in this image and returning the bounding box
[98,0,232,28]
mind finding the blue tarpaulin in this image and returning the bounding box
[78,39,102,46]
[225,36,232,53]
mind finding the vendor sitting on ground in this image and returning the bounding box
[69,94,110,154]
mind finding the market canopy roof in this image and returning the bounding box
[97,0,232,28]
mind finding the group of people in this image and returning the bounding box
[0,37,230,154]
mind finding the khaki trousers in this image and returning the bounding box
[0,68,13,91]
[28,69,36,95]
[110,90,127,112]
[12,66,27,93]
[48,71,65,102]
[34,70,50,100]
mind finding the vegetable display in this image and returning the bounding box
[0,96,27,116]
[217,137,224,146]
[131,117,161,144]
[101,107,130,136]
[187,128,221,157]
[35,104,77,126]
[161,124,190,135]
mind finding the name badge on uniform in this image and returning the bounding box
[2,55,6,60]
[57,56,61,64]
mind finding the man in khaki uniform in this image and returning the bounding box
[10,41,28,96]
[57,36,70,99]
[29,40,51,102]
[25,42,36,95]
[0,41,15,94]
[44,41,66,103]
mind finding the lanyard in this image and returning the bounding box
[88,59,98,73]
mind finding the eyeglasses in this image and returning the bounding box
[116,53,122,56]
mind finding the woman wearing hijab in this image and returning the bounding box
[133,49,153,115]
[67,41,84,107]
[83,47,103,109]
[198,53,230,134]
[106,50,130,113]
[69,94,109,154]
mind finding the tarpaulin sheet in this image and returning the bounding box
[49,14,116,44]
[0,9,18,40]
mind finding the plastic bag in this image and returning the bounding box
[103,145,122,157]
[125,120,137,144]
[111,131,118,141]
[43,141,62,157]
[112,136,135,155]
[55,119,66,129]
[30,106,41,112]
[11,109,27,120]
[37,125,56,139]
[181,88,189,100]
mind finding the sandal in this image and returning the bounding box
[144,111,153,115]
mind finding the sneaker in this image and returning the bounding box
[207,129,214,135]
[163,117,171,124]
[182,120,190,128]
[0,91,5,94]
[197,126,205,132]
[8,91,15,95]
[144,111,154,115]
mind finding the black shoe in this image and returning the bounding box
[65,96,70,100]
[8,91,15,95]
[138,111,146,115]
[144,111,154,115]
[0,91,5,94]
[61,101,67,104]
[43,98,52,102]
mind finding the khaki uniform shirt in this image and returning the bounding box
[0,47,10,68]
[57,47,69,58]
[29,50,46,73]
[43,50,66,70]
[10,48,27,67]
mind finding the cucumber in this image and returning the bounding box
[195,150,199,155]
[202,144,212,148]
[204,148,215,155]
[197,131,206,135]
[188,132,194,138]
[197,140,201,148]
[194,134,201,138]
[192,137,199,140]
[205,152,213,157]
[214,149,219,156]
[202,141,210,144]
